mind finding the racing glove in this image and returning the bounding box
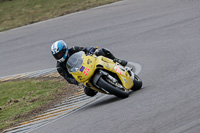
[88,47,98,54]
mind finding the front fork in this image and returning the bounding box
[93,70,124,90]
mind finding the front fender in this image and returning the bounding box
[93,70,109,85]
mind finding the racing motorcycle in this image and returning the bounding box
[66,51,142,98]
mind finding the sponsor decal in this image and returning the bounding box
[83,68,90,76]
[114,66,121,75]
[124,78,127,83]
[80,66,85,72]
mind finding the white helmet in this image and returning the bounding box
[51,40,68,62]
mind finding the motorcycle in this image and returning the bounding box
[66,51,142,98]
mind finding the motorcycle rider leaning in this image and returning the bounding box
[51,40,128,97]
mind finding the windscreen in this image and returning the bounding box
[66,51,84,72]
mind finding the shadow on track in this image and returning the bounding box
[86,89,144,108]
[86,96,123,109]
[83,86,146,111]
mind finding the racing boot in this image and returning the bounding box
[113,58,128,67]
[84,87,98,97]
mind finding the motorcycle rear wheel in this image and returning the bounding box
[131,74,142,91]
[97,77,129,98]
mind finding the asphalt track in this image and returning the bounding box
[1,0,200,132]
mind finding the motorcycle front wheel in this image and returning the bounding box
[97,77,129,98]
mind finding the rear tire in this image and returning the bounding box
[131,74,142,91]
[97,77,129,98]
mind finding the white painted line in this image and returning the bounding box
[26,95,107,133]
[0,68,56,80]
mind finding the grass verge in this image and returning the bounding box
[0,76,79,132]
[0,0,120,32]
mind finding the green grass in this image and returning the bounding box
[0,78,74,131]
[0,0,120,32]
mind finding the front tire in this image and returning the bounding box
[97,77,129,98]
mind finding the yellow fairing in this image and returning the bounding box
[70,53,133,91]
[71,53,96,83]
[95,56,133,90]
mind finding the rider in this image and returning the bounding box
[51,40,127,97]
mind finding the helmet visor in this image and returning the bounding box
[53,49,66,60]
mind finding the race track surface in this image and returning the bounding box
[1,0,200,133]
